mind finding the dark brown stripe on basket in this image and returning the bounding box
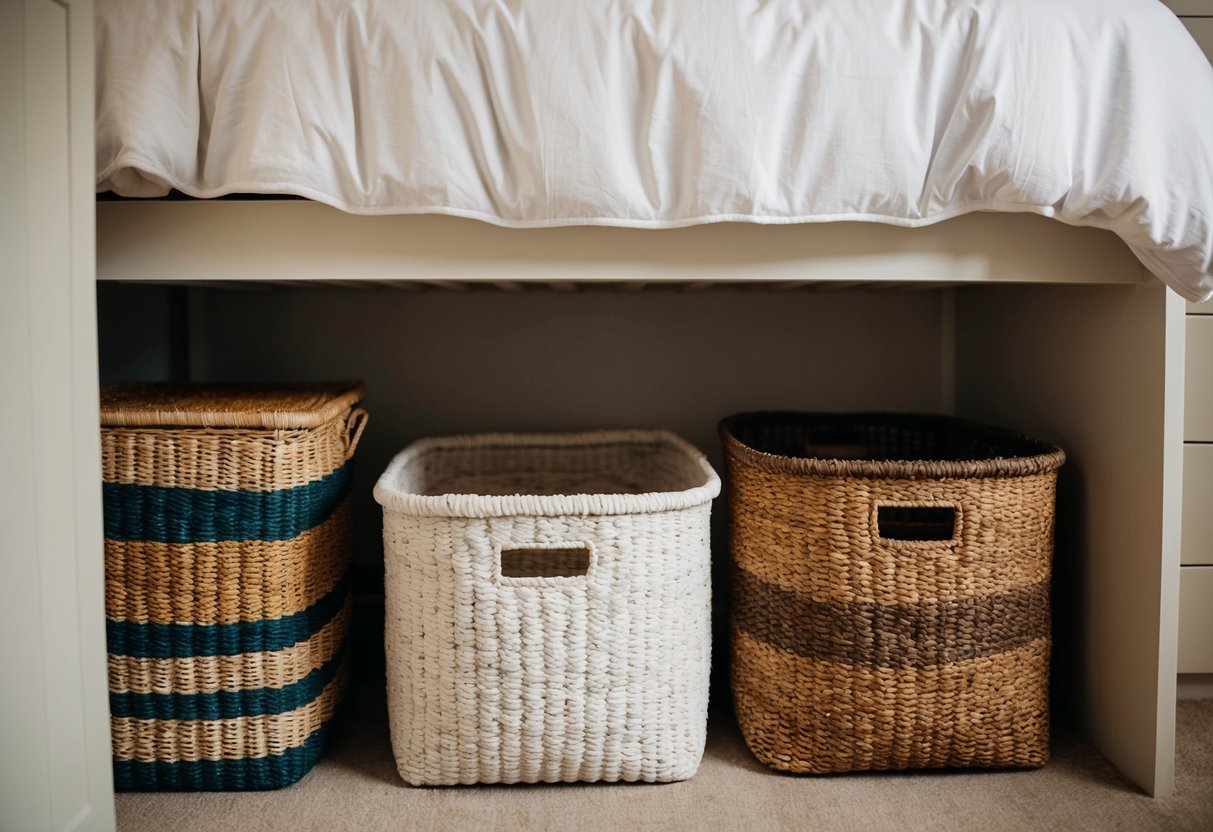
[733,569,1050,669]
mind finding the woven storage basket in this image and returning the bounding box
[374,430,721,786]
[100,382,367,791]
[719,412,1065,774]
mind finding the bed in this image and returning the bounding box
[95,0,1213,300]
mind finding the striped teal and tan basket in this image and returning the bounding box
[100,382,367,791]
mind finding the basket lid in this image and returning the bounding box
[100,381,366,429]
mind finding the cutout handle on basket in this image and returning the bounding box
[499,545,592,580]
[343,407,369,460]
[876,505,958,542]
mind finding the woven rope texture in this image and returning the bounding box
[375,430,721,785]
[101,382,365,791]
[721,412,1064,774]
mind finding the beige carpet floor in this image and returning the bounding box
[117,687,1213,832]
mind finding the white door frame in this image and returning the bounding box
[0,1,115,830]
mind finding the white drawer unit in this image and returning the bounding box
[1185,316,1213,440]
[1179,567,1213,673]
[1183,263,1213,674]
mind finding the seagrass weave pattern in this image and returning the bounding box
[100,382,366,791]
[374,431,721,786]
[720,412,1065,774]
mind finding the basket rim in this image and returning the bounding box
[99,381,366,430]
[373,429,721,518]
[719,411,1066,480]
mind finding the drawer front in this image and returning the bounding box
[1179,566,1213,673]
[1183,445,1213,564]
[1185,317,1213,440]
[1184,18,1213,64]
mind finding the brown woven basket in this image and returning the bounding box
[719,412,1065,774]
[100,382,367,791]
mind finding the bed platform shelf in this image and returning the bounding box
[96,201,1147,290]
[95,195,1189,801]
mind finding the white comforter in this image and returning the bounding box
[96,0,1213,301]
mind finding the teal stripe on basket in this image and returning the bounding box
[109,647,346,721]
[102,463,351,543]
[106,577,349,659]
[112,718,335,791]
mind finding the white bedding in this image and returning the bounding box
[96,0,1213,301]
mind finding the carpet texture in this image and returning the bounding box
[116,687,1213,832]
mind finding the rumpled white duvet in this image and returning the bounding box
[96,0,1213,301]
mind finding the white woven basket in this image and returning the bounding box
[373,430,721,786]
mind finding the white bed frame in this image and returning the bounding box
[95,199,1187,801]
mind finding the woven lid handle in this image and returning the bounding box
[343,408,369,461]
